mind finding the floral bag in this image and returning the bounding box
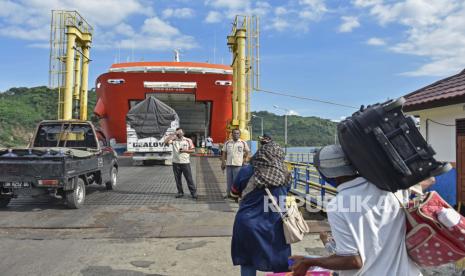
[403,191,465,267]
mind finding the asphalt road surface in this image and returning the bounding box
[0,157,459,275]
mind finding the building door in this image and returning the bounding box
[456,119,465,205]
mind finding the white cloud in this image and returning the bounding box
[203,0,325,33]
[298,10,317,20]
[116,17,198,51]
[288,110,299,116]
[162,8,195,19]
[353,0,382,8]
[204,11,222,23]
[0,25,49,41]
[114,17,196,50]
[368,1,456,27]
[141,17,180,37]
[118,35,197,51]
[115,23,135,37]
[254,1,272,17]
[0,0,198,52]
[0,0,153,43]
[204,0,271,22]
[366,37,385,46]
[204,0,250,11]
[286,0,327,32]
[355,0,465,77]
[400,55,465,77]
[0,1,22,18]
[298,0,327,20]
[274,6,288,16]
[263,0,328,33]
[338,16,360,33]
[271,18,290,32]
[27,43,50,49]
[32,0,152,27]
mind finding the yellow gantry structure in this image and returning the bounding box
[49,10,93,120]
[227,15,260,141]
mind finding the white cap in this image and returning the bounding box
[314,145,357,178]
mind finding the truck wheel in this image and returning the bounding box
[0,197,11,208]
[105,166,118,190]
[66,178,86,209]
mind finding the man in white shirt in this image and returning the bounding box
[290,145,423,276]
[221,129,250,198]
[165,128,197,199]
[206,136,213,155]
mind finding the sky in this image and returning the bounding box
[1,0,465,120]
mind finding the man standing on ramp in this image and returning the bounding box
[221,129,250,199]
[165,128,198,199]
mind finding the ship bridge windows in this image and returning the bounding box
[107,79,125,84]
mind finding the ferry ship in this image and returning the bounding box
[94,61,233,152]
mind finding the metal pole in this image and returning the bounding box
[236,28,249,140]
[334,126,337,144]
[284,114,288,154]
[232,50,238,123]
[250,124,253,141]
[63,28,77,120]
[80,43,91,120]
[73,54,81,118]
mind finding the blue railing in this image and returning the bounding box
[285,161,337,211]
[286,152,314,164]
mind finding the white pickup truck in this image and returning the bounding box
[126,121,178,165]
[126,96,180,165]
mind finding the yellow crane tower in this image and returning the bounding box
[49,10,93,121]
[227,15,260,141]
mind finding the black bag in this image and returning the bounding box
[338,97,452,192]
[126,96,179,139]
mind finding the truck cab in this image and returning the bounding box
[0,120,118,209]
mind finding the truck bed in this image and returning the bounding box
[0,148,101,184]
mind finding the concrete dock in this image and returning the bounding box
[0,157,458,275]
[0,157,330,276]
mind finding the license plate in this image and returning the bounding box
[4,182,30,188]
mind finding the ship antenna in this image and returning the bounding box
[174,49,180,62]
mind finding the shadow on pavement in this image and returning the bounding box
[81,266,166,276]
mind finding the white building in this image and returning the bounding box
[404,69,465,207]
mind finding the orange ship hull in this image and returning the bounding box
[94,62,233,150]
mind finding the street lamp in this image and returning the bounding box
[252,114,264,137]
[273,105,290,153]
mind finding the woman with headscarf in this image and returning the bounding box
[230,135,291,276]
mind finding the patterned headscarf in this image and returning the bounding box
[251,141,291,188]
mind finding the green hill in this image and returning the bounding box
[0,87,336,148]
[250,111,337,147]
[0,86,96,147]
